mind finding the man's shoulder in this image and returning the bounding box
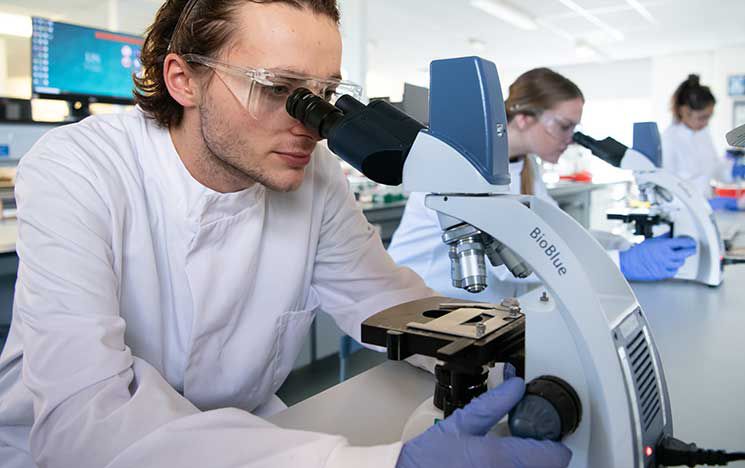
[20,110,153,180]
[305,143,346,190]
[309,143,341,174]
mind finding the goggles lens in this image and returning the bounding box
[540,112,580,140]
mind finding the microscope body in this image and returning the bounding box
[626,147,724,286]
[607,125,724,287]
[404,137,671,468]
[397,59,672,467]
[574,125,724,286]
[288,57,673,467]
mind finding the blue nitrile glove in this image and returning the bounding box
[620,236,697,281]
[709,196,740,211]
[732,164,745,180]
[396,377,572,468]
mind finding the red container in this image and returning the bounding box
[559,170,593,183]
[713,184,745,198]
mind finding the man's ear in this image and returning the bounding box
[163,53,200,109]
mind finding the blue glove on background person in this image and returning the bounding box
[732,163,745,180]
[396,377,572,468]
[620,236,697,281]
[709,196,743,211]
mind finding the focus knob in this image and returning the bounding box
[508,375,582,441]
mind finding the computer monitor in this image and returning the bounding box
[31,17,144,114]
[401,83,429,125]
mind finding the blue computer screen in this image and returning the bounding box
[31,18,143,102]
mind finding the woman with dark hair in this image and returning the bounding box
[387,68,697,302]
[662,74,732,198]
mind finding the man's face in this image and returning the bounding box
[198,2,342,192]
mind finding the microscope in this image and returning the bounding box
[573,125,725,287]
[285,57,743,467]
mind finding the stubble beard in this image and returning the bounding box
[198,99,304,193]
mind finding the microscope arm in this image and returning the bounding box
[634,170,724,285]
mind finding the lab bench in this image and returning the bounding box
[359,181,632,244]
[547,180,631,230]
[270,250,745,465]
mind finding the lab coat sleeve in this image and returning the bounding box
[311,156,436,343]
[662,128,697,185]
[661,133,680,176]
[14,141,402,468]
[589,230,628,267]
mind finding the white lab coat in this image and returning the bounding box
[388,158,627,303]
[661,122,731,198]
[0,110,433,468]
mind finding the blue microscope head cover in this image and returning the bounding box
[633,122,662,168]
[428,56,511,186]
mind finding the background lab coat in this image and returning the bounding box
[0,110,433,468]
[662,122,731,197]
[388,157,628,303]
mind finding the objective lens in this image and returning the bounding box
[484,236,532,279]
[448,236,487,293]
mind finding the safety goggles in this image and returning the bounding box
[182,54,363,121]
[539,111,580,141]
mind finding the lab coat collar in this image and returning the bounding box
[509,158,525,175]
[672,121,707,137]
[145,114,266,226]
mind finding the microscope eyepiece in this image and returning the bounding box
[572,131,596,147]
[286,88,345,139]
[285,87,425,185]
[572,131,628,168]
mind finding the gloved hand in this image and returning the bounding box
[396,377,572,468]
[732,164,745,180]
[709,196,741,211]
[620,236,697,281]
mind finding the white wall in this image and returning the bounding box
[709,46,745,148]
[556,58,655,146]
[368,44,745,154]
[0,40,6,97]
[339,0,369,96]
[565,45,745,154]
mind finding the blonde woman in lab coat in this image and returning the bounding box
[662,75,731,198]
[0,1,572,468]
[388,68,698,301]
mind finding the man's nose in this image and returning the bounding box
[289,116,321,140]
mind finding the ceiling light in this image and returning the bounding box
[624,0,657,24]
[575,41,598,59]
[0,12,32,38]
[574,40,606,61]
[468,38,486,51]
[470,0,538,31]
[556,0,625,41]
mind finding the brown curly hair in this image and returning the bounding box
[133,0,340,128]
